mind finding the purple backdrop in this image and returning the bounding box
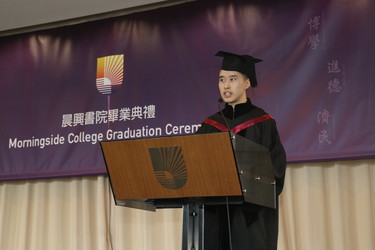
[1,0,374,180]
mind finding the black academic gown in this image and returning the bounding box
[196,99,286,250]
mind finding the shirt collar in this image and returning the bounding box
[222,98,256,119]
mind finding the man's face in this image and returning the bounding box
[218,70,250,107]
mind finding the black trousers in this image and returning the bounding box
[204,204,279,250]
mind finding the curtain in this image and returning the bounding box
[279,159,375,250]
[1,159,374,250]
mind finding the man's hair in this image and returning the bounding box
[239,72,249,80]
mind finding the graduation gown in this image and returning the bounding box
[196,99,286,250]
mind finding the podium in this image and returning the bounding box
[100,132,275,250]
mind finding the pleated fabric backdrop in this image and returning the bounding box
[1,159,374,250]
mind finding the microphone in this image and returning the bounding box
[217,98,234,250]
[217,98,231,131]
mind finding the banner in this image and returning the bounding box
[1,0,374,180]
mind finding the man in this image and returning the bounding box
[196,51,286,250]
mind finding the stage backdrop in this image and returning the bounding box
[1,0,374,180]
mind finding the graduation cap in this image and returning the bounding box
[215,51,262,87]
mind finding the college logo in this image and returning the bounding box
[148,146,188,190]
[96,55,124,95]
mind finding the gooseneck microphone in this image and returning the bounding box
[217,97,234,250]
[217,98,231,131]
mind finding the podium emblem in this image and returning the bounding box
[149,146,188,189]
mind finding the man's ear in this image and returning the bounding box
[245,78,251,89]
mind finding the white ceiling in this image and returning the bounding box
[0,0,194,36]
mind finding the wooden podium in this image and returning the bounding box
[100,132,275,250]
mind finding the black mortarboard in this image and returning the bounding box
[215,51,262,87]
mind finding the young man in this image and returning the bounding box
[196,51,286,250]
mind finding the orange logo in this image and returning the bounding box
[96,55,124,95]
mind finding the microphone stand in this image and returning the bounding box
[217,98,234,250]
